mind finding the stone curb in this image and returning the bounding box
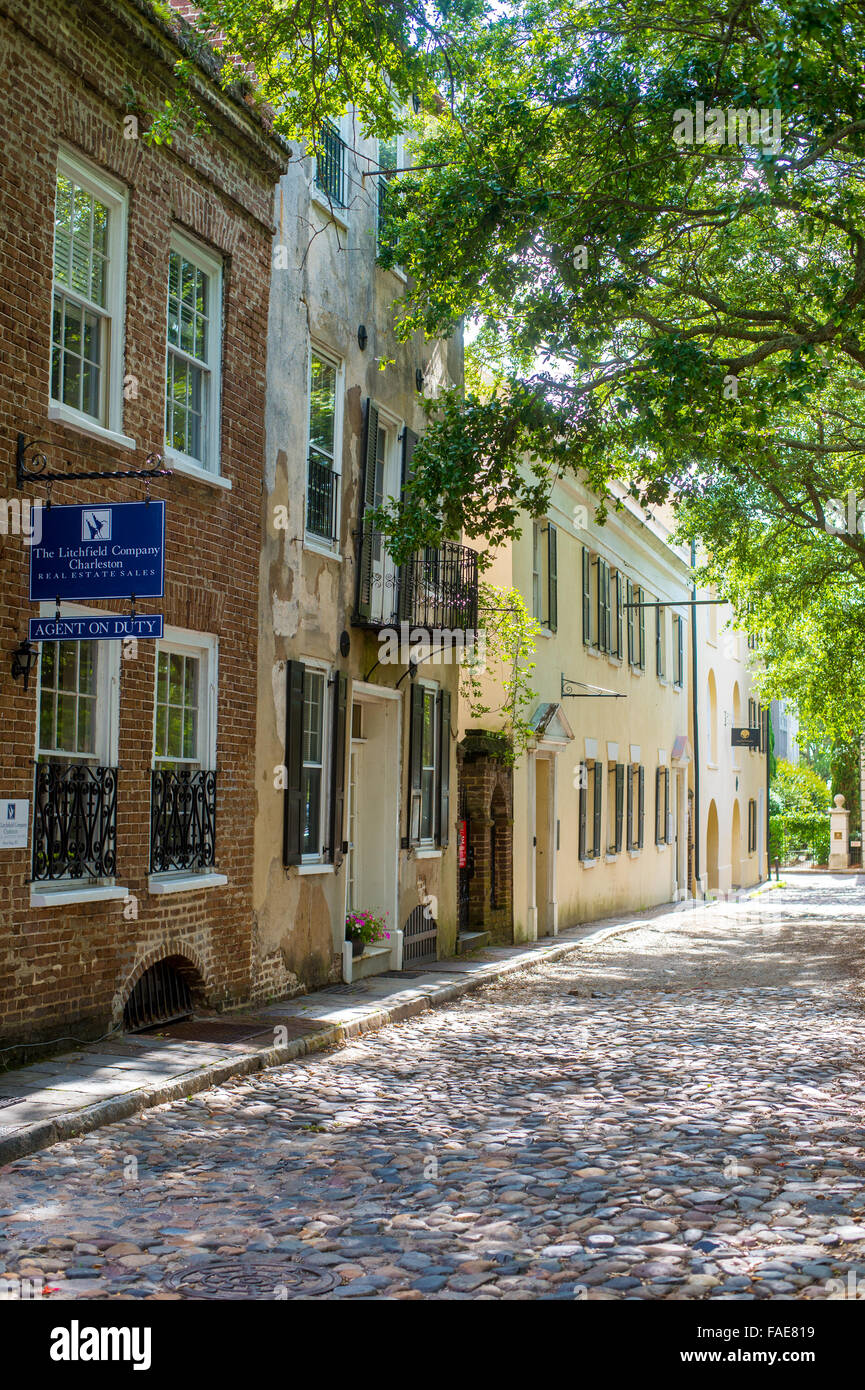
[0,913,665,1166]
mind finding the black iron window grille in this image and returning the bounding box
[150,768,217,873]
[32,761,118,881]
[316,121,346,207]
[398,540,480,630]
[306,453,338,541]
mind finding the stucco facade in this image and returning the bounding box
[253,115,471,997]
[465,478,695,939]
[692,593,769,894]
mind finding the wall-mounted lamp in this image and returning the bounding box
[415,367,424,393]
[11,638,38,690]
[358,324,368,350]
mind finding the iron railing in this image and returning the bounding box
[403,903,438,966]
[316,121,346,206]
[356,528,479,631]
[306,454,338,540]
[150,768,217,874]
[32,761,118,881]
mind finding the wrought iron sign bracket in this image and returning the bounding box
[561,674,626,699]
[16,435,173,491]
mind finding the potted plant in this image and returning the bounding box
[345,909,390,958]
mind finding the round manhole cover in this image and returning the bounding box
[164,1258,340,1299]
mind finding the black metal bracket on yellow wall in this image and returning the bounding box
[561,674,626,699]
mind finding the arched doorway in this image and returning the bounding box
[731,800,742,889]
[706,798,720,892]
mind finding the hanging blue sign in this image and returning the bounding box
[29,502,165,602]
[28,614,164,642]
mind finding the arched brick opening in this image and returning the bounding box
[457,732,514,942]
[114,944,210,1029]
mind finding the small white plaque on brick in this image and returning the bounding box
[0,800,29,849]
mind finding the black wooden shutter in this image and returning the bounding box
[547,524,558,633]
[593,762,602,857]
[638,590,646,669]
[677,613,684,685]
[604,564,612,653]
[627,579,635,664]
[656,605,663,678]
[437,688,451,847]
[401,426,419,487]
[626,765,634,849]
[283,660,305,866]
[615,763,624,851]
[638,765,645,848]
[578,764,587,860]
[655,766,662,843]
[582,548,591,644]
[408,682,424,845]
[615,572,623,658]
[355,399,380,621]
[665,769,672,843]
[328,672,348,865]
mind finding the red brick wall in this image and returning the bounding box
[0,0,284,1050]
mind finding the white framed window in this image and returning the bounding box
[418,680,438,845]
[305,346,343,546]
[50,150,128,437]
[152,630,217,773]
[301,660,331,860]
[376,128,405,263]
[31,603,122,894]
[365,401,402,621]
[164,231,223,477]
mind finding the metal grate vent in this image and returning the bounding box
[124,959,193,1032]
[403,904,437,966]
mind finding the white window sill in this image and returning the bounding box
[536,626,554,639]
[706,761,719,771]
[605,853,619,863]
[628,849,642,859]
[414,847,442,859]
[148,872,228,895]
[47,404,135,451]
[310,194,349,231]
[165,451,232,491]
[580,857,596,869]
[296,862,336,875]
[658,676,668,686]
[656,842,669,853]
[304,536,342,562]
[30,883,129,908]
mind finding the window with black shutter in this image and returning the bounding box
[355,399,381,622]
[578,762,587,860]
[437,688,450,847]
[408,682,443,847]
[626,764,634,850]
[626,579,635,664]
[614,572,623,659]
[597,559,611,654]
[582,548,591,645]
[283,661,305,866]
[328,673,348,865]
[592,760,602,857]
[615,763,625,852]
[637,589,646,670]
[637,765,645,848]
[547,523,558,633]
[656,603,665,679]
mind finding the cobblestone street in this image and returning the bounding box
[3,875,865,1301]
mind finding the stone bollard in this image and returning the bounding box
[829,793,850,869]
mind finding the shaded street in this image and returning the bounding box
[3,875,865,1301]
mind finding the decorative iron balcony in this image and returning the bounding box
[315,121,346,207]
[32,761,118,881]
[150,768,217,874]
[355,528,479,632]
[306,454,338,541]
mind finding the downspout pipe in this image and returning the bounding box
[690,540,701,896]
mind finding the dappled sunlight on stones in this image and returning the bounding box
[1,877,865,1298]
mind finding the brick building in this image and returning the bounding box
[0,0,286,1053]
